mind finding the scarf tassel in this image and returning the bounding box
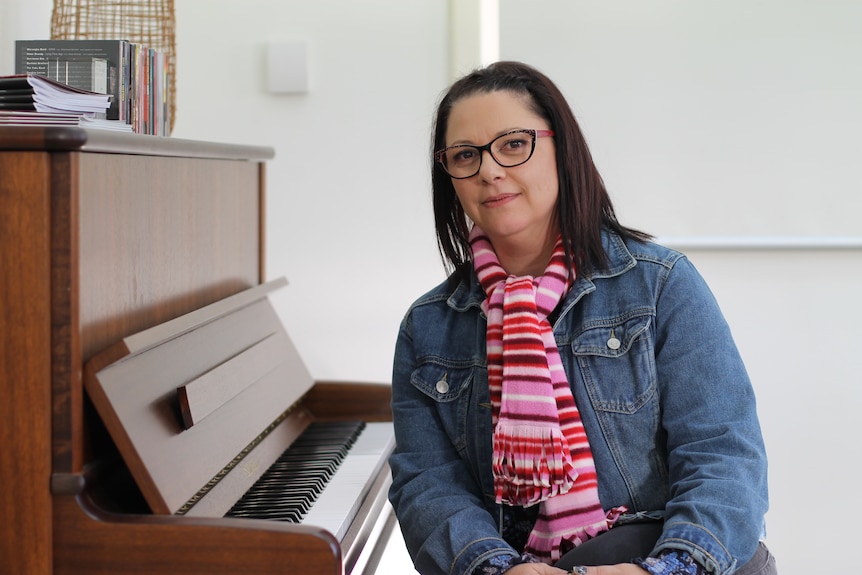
[492,423,578,506]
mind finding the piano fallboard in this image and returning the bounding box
[74,278,395,574]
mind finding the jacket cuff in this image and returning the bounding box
[653,521,733,575]
[635,550,707,575]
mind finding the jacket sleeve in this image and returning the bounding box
[652,256,769,574]
[387,313,518,575]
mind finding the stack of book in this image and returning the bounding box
[14,39,171,135]
[0,74,133,132]
[0,110,134,132]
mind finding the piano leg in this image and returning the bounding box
[349,503,398,575]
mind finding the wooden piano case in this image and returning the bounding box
[0,127,393,575]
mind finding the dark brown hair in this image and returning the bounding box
[431,61,650,282]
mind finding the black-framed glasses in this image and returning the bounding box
[434,128,555,179]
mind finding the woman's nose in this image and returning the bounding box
[477,149,505,182]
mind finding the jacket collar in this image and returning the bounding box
[447,228,637,313]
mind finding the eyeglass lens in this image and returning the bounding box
[439,130,537,179]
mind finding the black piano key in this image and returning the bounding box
[225,420,365,523]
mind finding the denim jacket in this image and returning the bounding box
[388,229,769,575]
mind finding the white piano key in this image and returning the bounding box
[301,422,394,540]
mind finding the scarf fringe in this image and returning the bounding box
[492,422,578,506]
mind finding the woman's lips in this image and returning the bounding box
[482,193,519,207]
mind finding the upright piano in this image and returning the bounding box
[0,127,396,575]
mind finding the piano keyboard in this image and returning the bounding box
[226,420,394,540]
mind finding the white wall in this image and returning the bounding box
[0,0,52,71]
[3,3,860,575]
[168,0,450,387]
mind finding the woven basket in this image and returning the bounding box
[50,0,176,133]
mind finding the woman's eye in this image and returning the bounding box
[499,138,528,153]
[451,149,476,164]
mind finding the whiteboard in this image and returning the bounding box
[500,1,862,239]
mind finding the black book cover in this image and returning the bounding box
[0,102,37,110]
[0,93,35,103]
[0,76,32,90]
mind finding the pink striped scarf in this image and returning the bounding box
[470,227,623,563]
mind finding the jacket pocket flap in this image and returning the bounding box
[571,313,652,358]
[411,361,474,402]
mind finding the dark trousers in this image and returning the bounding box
[555,523,777,575]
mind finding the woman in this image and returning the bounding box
[388,61,776,575]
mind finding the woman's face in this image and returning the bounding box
[444,90,559,254]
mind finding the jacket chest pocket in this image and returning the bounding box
[410,360,481,453]
[569,312,656,414]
